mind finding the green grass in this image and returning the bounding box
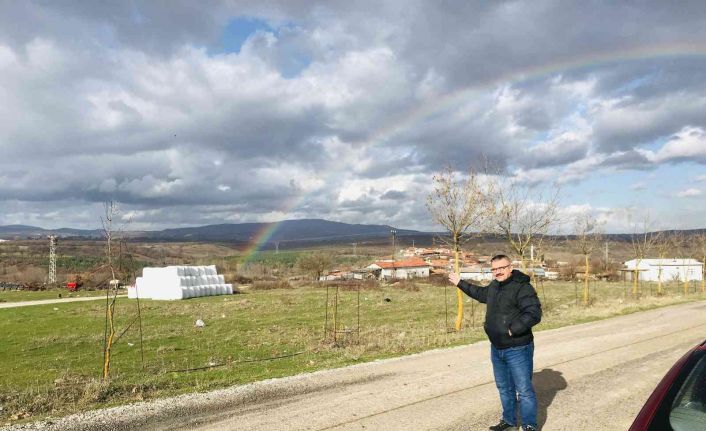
[0,280,704,424]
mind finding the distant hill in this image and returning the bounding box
[1,220,704,248]
[146,219,421,244]
[0,225,103,238]
[0,219,423,245]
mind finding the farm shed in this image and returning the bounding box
[128,265,233,300]
[622,258,704,282]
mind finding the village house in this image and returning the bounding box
[428,258,453,274]
[366,258,431,280]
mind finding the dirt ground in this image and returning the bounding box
[6,300,706,431]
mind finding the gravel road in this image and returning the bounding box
[5,300,706,431]
[0,296,125,309]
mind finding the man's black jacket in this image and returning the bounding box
[456,270,542,349]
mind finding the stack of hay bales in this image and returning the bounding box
[128,265,233,300]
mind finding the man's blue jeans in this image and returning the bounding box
[490,342,537,428]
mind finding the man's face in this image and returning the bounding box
[491,258,513,282]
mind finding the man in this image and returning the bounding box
[449,255,541,431]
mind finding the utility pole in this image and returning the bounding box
[391,229,397,279]
[352,242,357,257]
[604,242,609,271]
[275,241,279,254]
[48,235,57,285]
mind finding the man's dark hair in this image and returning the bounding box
[490,254,511,263]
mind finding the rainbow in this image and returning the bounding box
[239,219,287,264]
[238,43,706,261]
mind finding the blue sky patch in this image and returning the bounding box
[220,17,273,54]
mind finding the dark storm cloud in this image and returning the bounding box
[0,1,225,54]
[522,139,590,170]
[598,150,655,171]
[592,92,706,153]
[380,190,407,200]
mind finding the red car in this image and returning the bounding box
[629,339,706,430]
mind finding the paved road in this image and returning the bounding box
[7,300,706,431]
[0,295,126,309]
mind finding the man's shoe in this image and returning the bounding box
[489,420,517,431]
[522,426,538,431]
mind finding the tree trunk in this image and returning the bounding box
[454,243,463,331]
[632,268,639,295]
[583,254,589,306]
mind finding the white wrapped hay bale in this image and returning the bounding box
[129,265,234,300]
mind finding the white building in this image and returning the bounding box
[366,258,431,280]
[459,266,494,282]
[623,258,704,282]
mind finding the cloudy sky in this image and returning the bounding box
[1,1,705,233]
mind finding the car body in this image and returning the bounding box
[629,339,706,431]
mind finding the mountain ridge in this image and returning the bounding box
[0,219,423,244]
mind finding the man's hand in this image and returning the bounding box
[508,329,513,336]
[448,273,461,286]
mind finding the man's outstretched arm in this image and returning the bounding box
[448,273,488,303]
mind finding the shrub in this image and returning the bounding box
[428,273,449,286]
[223,272,252,284]
[324,278,379,291]
[390,279,420,291]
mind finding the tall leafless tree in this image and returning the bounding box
[487,177,559,269]
[426,165,491,330]
[629,214,660,296]
[696,233,706,293]
[570,212,603,305]
[671,231,694,294]
[100,200,132,380]
[653,232,673,295]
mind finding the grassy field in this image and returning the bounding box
[1,279,705,425]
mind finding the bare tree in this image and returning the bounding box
[100,201,132,380]
[297,252,332,282]
[653,232,674,295]
[629,215,660,296]
[654,231,682,295]
[696,233,706,293]
[671,231,694,294]
[487,177,559,268]
[532,232,558,308]
[426,165,490,330]
[570,212,603,305]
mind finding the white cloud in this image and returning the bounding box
[1,2,706,230]
[652,127,706,163]
[676,188,702,198]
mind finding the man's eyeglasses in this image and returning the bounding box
[491,264,511,272]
